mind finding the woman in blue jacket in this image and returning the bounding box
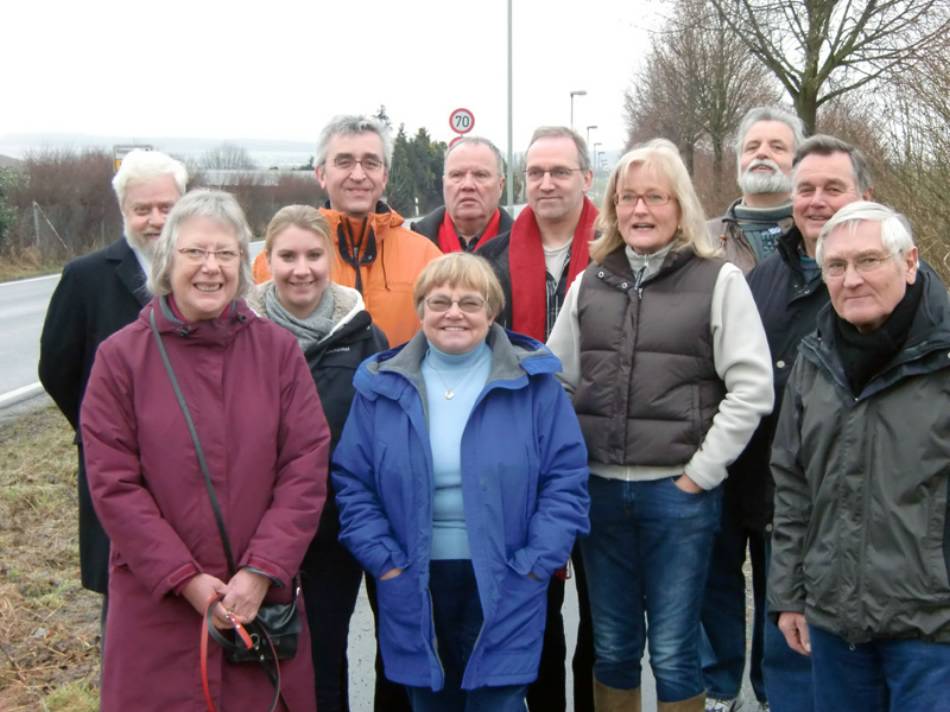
[332,252,590,712]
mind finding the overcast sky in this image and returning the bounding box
[3,0,665,155]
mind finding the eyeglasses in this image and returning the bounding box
[424,295,487,313]
[445,169,497,184]
[331,155,385,173]
[821,252,896,278]
[177,247,241,264]
[524,167,584,182]
[615,191,673,208]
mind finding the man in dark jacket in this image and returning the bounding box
[479,126,597,712]
[702,135,873,712]
[705,106,803,273]
[38,149,186,605]
[769,200,950,712]
[411,136,513,253]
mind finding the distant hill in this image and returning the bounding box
[0,154,22,169]
[0,133,314,169]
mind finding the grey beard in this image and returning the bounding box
[738,169,792,195]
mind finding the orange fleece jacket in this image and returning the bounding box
[254,204,442,347]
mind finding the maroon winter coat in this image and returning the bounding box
[80,296,329,712]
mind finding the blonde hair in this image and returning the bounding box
[590,138,715,264]
[413,253,505,320]
[264,205,333,278]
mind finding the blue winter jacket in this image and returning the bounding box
[332,324,590,691]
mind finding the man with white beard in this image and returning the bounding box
[709,107,805,273]
[39,149,187,626]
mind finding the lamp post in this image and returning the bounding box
[586,125,598,168]
[569,90,587,130]
[586,125,598,146]
[593,141,603,175]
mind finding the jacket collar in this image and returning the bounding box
[105,238,151,306]
[354,322,560,402]
[803,266,950,398]
[321,200,406,243]
[144,295,255,344]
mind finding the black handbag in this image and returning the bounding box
[149,307,301,668]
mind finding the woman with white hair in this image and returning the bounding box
[80,189,330,711]
[547,139,774,711]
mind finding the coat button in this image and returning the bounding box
[598,270,605,279]
[776,360,786,369]
[620,282,628,289]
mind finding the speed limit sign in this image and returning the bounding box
[449,108,475,135]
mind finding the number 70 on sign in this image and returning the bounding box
[449,108,475,135]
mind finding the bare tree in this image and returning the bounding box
[708,0,950,133]
[200,143,257,170]
[624,0,778,185]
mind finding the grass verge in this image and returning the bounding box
[0,406,99,711]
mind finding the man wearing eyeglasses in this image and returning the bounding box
[768,200,950,712]
[709,134,873,712]
[252,115,441,347]
[700,106,805,712]
[478,126,597,712]
[39,149,187,631]
[411,136,513,253]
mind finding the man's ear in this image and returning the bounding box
[315,166,327,190]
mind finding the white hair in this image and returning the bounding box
[816,201,914,267]
[111,149,188,207]
[148,189,253,300]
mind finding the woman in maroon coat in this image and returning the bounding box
[80,189,330,712]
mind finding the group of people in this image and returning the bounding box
[37,108,949,712]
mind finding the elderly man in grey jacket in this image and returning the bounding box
[768,201,950,712]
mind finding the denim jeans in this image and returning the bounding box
[761,535,814,712]
[581,475,721,703]
[809,625,950,712]
[405,560,528,712]
[699,512,767,701]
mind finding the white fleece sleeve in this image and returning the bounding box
[545,275,583,395]
[684,262,774,490]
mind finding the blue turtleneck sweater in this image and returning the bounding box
[421,340,492,560]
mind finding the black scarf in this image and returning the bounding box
[832,277,924,395]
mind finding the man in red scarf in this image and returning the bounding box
[478,126,597,712]
[411,136,513,253]
[478,126,597,342]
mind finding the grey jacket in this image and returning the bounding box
[768,268,950,643]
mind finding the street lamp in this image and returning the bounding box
[569,90,587,129]
[586,125,598,167]
[593,142,603,174]
[586,125,598,146]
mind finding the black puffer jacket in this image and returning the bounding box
[768,267,950,644]
[249,282,388,548]
[726,227,828,530]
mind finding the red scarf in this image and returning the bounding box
[437,209,503,253]
[509,197,598,341]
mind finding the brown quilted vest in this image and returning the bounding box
[574,246,726,466]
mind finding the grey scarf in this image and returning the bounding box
[263,281,336,351]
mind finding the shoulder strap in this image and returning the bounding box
[149,307,237,576]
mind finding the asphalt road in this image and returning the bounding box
[0,241,267,409]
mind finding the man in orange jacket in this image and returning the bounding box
[254,115,440,346]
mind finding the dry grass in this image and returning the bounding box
[0,248,62,283]
[0,406,100,711]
